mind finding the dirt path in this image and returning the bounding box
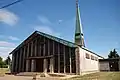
[0,75,61,80]
[0,75,32,80]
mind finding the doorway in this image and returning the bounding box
[109,60,119,71]
[36,59,43,72]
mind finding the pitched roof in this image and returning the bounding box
[9,31,77,54]
[9,31,103,59]
[36,31,77,47]
[99,58,120,61]
[81,47,104,59]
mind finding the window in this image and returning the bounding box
[95,57,98,61]
[91,55,94,60]
[86,53,90,59]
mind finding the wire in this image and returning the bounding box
[0,0,24,9]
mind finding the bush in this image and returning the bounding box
[0,65,8,68]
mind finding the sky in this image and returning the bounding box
[0,0,120,59]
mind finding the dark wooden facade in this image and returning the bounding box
[11,31,76,73]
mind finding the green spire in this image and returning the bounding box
[75,0,85,47]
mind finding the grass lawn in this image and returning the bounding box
[0,68,9,77]
[65,72,120,80]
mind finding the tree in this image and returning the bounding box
[0,56,6,68]
[108,49,119,58]
[0,56,2,61]
[0,56,4,65]
[4,56,11,65]
[4,56,12,70]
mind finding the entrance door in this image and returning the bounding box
[36,59,43,72]
[109,60,119,71]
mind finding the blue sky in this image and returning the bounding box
[0,0,120,59]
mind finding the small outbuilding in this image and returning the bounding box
[99,58,120,71]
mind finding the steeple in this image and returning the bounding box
[75,0,85,47]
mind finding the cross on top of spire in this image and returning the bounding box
[76,0,78,8]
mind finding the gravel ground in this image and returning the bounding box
[0,75,61,80]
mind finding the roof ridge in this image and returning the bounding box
[36,30,75,44]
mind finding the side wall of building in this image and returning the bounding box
[99,61,110,71]
[99,59,120,71]
[78,47,103,75]
[119,60,120,71]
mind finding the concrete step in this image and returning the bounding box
[48,73,67,77]
[16,72,40,76]
[16,72,50,77]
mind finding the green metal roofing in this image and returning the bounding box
[9,31,103,59]
[9,31,77,54]
[36,31,77,47]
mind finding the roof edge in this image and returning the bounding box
[9,31,77,54]
[9,31,37,54]
[80,46,104,59]
[9,30,104,59]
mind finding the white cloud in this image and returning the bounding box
[0,9,19,26]
[0,35,20,41]
[38,16,51,25]
[0,41,16,60]
[0,41,15,47]
[34,26,61,37]
[0,47,14,60]
[8,36,20,41]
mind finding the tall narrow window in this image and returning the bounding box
[71,48,76,73]
[50,40,53,55]
[60,44,64,73]
[65,46,70,73]
[41,44,44,56]
[91,55,94,60]
[86,53,90,59]
[95,57,98,61]
[54,55,58,72]
[45,38,48,56]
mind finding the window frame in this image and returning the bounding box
[85,53,90,59]
[91,55,94,60]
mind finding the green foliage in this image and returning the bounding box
[0,56,4,65]
[0,56,8,68]
[4,56,11,65]
[0,57,2,62]
[108,49,119,58]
